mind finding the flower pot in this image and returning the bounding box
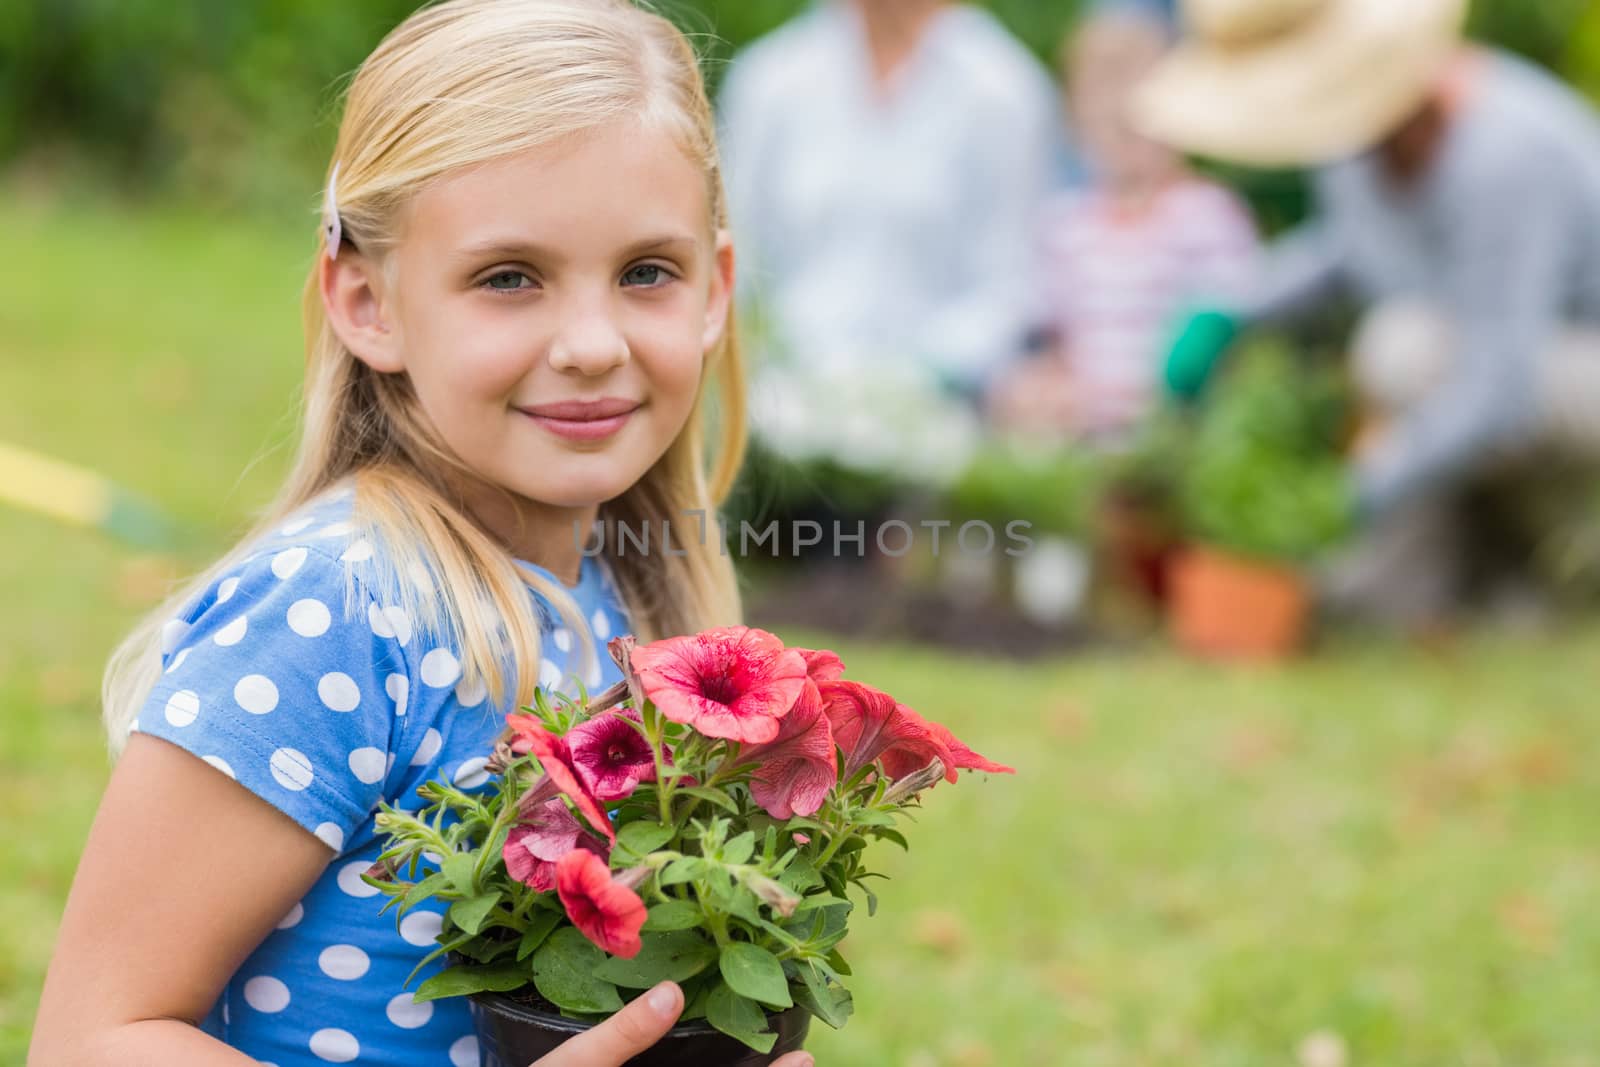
[1168,546,1308,660]
[465,988,810,1067]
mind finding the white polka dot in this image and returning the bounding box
[340,539,373,563]
[243,976,290,1013]
[386,674,408,717]
[164,690,200,728]
[165,647,191,674]
[422,850,444,865]
[348,747,386,784]
[202,755,236,779]
[279,516,315,536]
[538,658,563,691]
[309,1028,359,1063]
[552,627,573,653]
[591,608,611,640]
[276,902,304,929]
[235,674,279,714]
[449,1034,479,1067]
[454,757,490,789]
[386,990,434,1029]
[411,728,443,766]
[160,619,190,655]
[213,615,248,647]
[315,521,354,540]
[420,649,460,688]
[319,944,371,981]
[288,598,331,638]
[272,547,307,580]
[269,748,314,791]
[455,674,487,708]
[368,603,413,647]
[217,576,240,603]
[318,672,361,712]
[399,909,443,947]
[337,860,380,898]
[314,823,345,852]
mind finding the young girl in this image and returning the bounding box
[29,2,811,1065]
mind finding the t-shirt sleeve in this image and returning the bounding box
[133,544,409,850]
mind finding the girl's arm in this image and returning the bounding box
[29,733,334,1065]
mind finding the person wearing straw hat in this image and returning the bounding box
[1133,0,1600,625]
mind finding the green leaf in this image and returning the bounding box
[532,929,625,1014]
[793,961,854,1029]
[517,909,562,962]
[706,980,778,1054]
[825,948,852,976]
[793,893,851,914]
[617,820,675,857]
[677,785,740,814]
[643,899,704,932]
[448,891,502,936]
[442,853,478,897]
[398,871,450,915]
[659,857,707,887]
[718,941,793,1009]
[872,827,910,851]
[592,929,719,987]
[722,830,756,865]
[412,962,528,1004]
[778,853,823,893]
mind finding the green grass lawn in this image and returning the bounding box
[5,190,1600,1065]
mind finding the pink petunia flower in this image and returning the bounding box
[885,720,1015,782]
[566,708,657,802]
[739,682,838,819]
[504,797,607,892]
[793,647,846,684]
[630,626,809,744]
[556,849,648,958]
[506,715,616,844]
[819,679,955,781]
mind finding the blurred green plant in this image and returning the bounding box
[1177,340,1352,563]
[945,440,1101,539]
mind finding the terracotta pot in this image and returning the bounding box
[466,989,810,1067]
[1168,546,1308,660]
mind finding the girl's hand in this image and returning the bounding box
[528,981,814,1067]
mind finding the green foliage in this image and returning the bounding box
[945,440,1101,538]
[1178,340,1352,562]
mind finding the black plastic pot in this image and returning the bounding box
[466,989,810,1066]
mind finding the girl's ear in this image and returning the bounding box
[701,229,736,353]
[320,250,405,373]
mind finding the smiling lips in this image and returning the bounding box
[518,397,640,442]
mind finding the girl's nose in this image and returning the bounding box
[548,300,630,376]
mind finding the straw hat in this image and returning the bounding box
[1130,0,1469,167]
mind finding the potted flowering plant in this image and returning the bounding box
[365,627,1012,1065]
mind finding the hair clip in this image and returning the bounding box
[323,161,343,261]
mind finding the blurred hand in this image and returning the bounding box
[1164,307,1241,402]
[529,981,814,1067]
[984,354,1078,437]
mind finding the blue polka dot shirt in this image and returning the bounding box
[131,485,632,1066]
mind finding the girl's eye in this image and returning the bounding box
[621,264,671,288]
[483,270,533,293]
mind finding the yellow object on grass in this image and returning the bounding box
[0,441,174,548]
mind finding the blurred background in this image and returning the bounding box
[8,0,1600,1063]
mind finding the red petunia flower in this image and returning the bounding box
[566,708,657,801]
[629,626,809,744]
[793,647,846,684]
[889,720,1015,781]
[740,682,838,819]
[506,715,616,844]
[819,679,955,781]
[504,797,607,892]
[556,848,648,958]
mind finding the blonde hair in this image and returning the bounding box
[103,0,747,755]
